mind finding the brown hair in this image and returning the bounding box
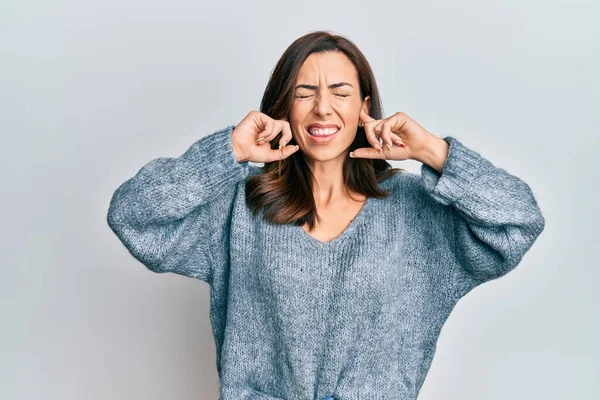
[246,30,405,229]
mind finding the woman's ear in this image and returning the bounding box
[362,95,371,116]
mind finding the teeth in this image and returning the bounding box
[308,127,339,136]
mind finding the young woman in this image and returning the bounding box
[107,31,545,400]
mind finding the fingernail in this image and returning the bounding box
[377,146,382,152]
[349,152,354,157]
[399,143,405,148]
[394,141,402,146]
[387,144,392,151]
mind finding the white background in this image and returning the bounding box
[1,0,598,398]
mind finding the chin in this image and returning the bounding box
[303,147,351,161]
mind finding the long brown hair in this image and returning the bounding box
[246,30,405,229]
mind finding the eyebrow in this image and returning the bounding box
[294,82,354,90]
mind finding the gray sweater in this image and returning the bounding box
[106,125,545,400]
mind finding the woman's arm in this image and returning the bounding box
[419,136,546,300]
[106,125,249,283]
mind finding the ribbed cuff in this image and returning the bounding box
[195,125,250,191]
[420,136,492,206]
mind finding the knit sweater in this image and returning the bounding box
[106,125,545,400]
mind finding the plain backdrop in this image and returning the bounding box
[1,0,598,399]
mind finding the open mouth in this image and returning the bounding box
[306,127,340,137]
[304,126,340,144]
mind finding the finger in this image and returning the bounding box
[258,119,282,143]
[256,112,272,133]
[390,132,405,147]
[349,147,384,159]
[278,120,293,149]
[359,108,376,125]
[256,116,274,142]
[373,119,384,147]
[363,118,383,152]
[266,143,300,162]
[266,120,284,142]
[379,119,395,151]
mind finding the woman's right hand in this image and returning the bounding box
[230,110,300,163]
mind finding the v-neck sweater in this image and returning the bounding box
[106,124,545,400]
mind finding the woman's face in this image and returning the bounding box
[289,51,370,162]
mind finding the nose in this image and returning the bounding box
[313,92,333,117]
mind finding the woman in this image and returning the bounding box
[107,31,545,400]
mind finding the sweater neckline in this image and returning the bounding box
[294,195,375,249]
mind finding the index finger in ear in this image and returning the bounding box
[359,108,376,124]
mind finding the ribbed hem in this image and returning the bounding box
[420,136,492,206]
[195,125,250,192]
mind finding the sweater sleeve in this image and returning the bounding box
[419,136,546,300]
[106,125,249,283]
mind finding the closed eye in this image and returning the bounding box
[295,94,350,98]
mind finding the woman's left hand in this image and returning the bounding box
[351,109,444,165]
